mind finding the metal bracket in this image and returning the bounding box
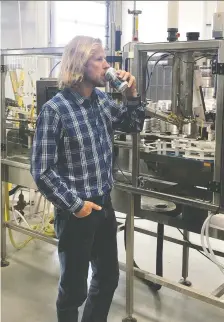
[208,181,221,193]
[128,9,142,15]
[1,65,7,73]
[1,143,6,152]
[212,61,224,75]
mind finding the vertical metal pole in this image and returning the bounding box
[123,134,139,322]
[1,54,9,267]
[105,0,110,52]
[171,54,180,115]
[132,1,137,41]
[179,230,191,286]
[133,46,147,102]
[1,180,9,267]
[214,41,224,209]
[179,52,194,118]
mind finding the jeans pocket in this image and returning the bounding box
[54,211,72,252]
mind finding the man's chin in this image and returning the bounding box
[94,80,106,88]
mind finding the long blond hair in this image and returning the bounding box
[58,35,102,89]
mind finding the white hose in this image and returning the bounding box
[13,209,31,229]
[11,188,48,233]
[201,213,224,274]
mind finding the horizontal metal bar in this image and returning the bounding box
[5,221,224,307]
[133,226,224,258]
[6,118,37,123]
[135,40,222,52]
[1,159,30,170]
[114,183,219,212]
[211,283,224,298]
[5,222,58,246]
[1,47,64,56]
[5,221,126,243]
[119,262,224,309]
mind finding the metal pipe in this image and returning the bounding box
[171,54,180,115]
[125,134,140,320]
[179,52,195,118]
[211,283,224,298]
[118,262,224,310]
[17,1,23,48]
[1,183,8,266]
[114,183,219,212]
[181,229,190,283]
[213,41,224,208]
[105,0,110,51]
[131,226,224,258]
[132,0,137,41]
[5,222,58,246]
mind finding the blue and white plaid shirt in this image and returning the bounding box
[31,87,145,213]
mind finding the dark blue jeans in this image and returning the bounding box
[54,194,119,322]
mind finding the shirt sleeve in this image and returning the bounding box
[105,93,145,133]
[30,105,84,213]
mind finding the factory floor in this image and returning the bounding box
[1,217,224,322]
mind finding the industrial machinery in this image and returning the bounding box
[1,38,224,322]
[112,37,224,320]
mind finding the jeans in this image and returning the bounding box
[54,194,119,322]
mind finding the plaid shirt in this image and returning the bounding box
[31,87,145,213]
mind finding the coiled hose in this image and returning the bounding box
[4,183,55,250]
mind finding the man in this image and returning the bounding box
[31,35,145,322]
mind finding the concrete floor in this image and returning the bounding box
[1,217,224,322]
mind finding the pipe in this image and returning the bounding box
[171,54,180,115]
[18,1,23,48]
[167,1,179,42]
[105,0,110,51]
[167,1,179,29]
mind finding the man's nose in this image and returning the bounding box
[103,60,110,69]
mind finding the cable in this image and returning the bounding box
[145,52,173,95]
[114,159,132,184]
[177,228,212,262]
[201,213,224,274]
[4,185,55,250]
[49,61,61,77]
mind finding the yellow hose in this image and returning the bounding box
[4,183,33,250]
[4,183,55,250]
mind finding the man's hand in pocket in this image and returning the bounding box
[74,201,102,218]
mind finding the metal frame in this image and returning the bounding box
[1,45,224,321]
[120,40,224,320]
[132,39,224,211]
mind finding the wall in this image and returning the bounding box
[121,1,218,47]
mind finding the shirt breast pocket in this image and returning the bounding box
[63,127,84,154]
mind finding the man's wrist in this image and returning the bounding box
[126,89,138,98]
[69,198,84,213]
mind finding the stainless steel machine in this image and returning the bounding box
[1,40,224,322]
[112,39,224,321]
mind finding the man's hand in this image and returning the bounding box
[116,70,138,98]
[74,201,102,218]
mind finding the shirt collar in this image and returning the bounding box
[66,88,98,108]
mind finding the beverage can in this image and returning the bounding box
[105,67,128,93]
